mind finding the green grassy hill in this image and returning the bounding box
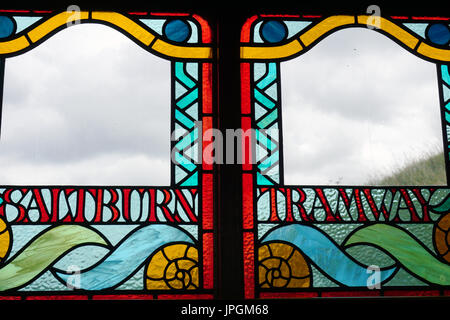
[368,152,447,186]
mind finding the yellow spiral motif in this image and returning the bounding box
[434,212,450,263]
[145,243,199,290]
[0,217,10,263]
[258,242,311,288]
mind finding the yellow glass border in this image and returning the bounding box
[0,11,212,60]
[241,15,450,62]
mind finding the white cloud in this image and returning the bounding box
[0,153,169,186]
[1,24,171,185]
[281,28,443,185]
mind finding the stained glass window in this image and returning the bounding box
[0,9,214,300]
[0,4,449,308]
[241,13,450,298]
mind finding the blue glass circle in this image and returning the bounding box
[0,16,14,38]
[163,19,190,43]
[260,20,287,43]
[426,24,450,45]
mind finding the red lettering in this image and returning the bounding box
[61,189,76,222]
[269,188,280,222]
[0,188,28,222]
[122,188,152,222]
[363,189,389,221]
[411,189,431,222]
[25,189,50,222]
[102,189,120,222]
[174,190,197,223]
[337,188,367,222]
[398,189,421,222]
[156,190,180,222]
[314,188,340,222]
[50,188,61,223]
[285,188,293,222]
[75,189,85,223]
[0,187,199,224]
[148,189,157,222]
[354,189,368,222]
[292,188,310,221]
[122,188,131,221]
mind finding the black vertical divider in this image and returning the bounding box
[215,8,247,299]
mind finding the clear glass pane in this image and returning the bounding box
[1,24,171,185]
[281,28,445,186]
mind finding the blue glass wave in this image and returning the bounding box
[54,224,194,290]
[261,224,396,287]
